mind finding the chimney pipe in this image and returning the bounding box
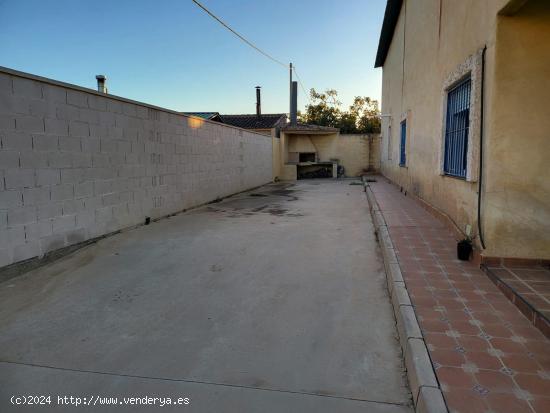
[255,86,261,117]
[290,81,298,125]
[96,75,107,93]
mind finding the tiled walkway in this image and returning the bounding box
[369,178,550,413]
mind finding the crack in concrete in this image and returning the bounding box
[0,360,411,408]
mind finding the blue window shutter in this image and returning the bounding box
[399,120,407,166]
[444,78,471,178]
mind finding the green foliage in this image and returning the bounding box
[299,89,381,134]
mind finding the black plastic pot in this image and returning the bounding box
[457,240,472,261]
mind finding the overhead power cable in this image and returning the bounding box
[292,66,311,104]
[191,0,288,69]
[192,0,312,108]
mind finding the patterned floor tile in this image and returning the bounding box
[369,178,550,413]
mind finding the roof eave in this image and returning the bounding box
[374,0,403,68]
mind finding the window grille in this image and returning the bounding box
[399,120,407,166]
[444,77,471,178]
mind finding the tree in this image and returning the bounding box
[300,89,340,128]
[351,96,381,133]
[338,111,358,134]
[299,89,381,134]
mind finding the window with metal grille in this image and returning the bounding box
[444,77,471,178]
[399,120,406,166]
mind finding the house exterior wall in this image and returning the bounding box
[0,68,273,268]
[484,0,550,258]
[379,0,549,259]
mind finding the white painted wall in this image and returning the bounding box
[0,68,272,267]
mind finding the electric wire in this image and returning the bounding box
[292,66,311,104]
[191,0,288,69]
[191,0,312,108]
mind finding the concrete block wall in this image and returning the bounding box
[0,68,272,268]
[368,134,381,172]
[337,134,381,176]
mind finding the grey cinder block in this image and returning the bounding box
[0,190,23,208]
[24,220,53,240]
[59,136,82,152]
[36,169,61,187]
[2,131,32,150]
[16,115,44,133]
[52,214,76,234]
[51,184,74,201]
[67,90,88,108]
[13,241,40,262]
[39,233,66,253]
[37,203,62,220]
[56,104,79,120]
[42,84,67,103]
[20,152,48,169]
[13,77,42,99]
[33,134,58,151]
[5,168,35,189]
[7,206,36,226]
[23,187,51,206]
[68,121,89,138]
[0,150,20,168]
[45,117,68,136]
[0,114,16,130]
[0,73,13,93]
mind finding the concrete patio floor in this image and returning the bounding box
[0,180,411,412]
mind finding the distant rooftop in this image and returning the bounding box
[182,112,337,134]
[220,114,287,130]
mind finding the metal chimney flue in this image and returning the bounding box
[290,81,298,125]
[255,86,261,118]
[96,75,107,94]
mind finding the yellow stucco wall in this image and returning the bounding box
[320,134,379,177]
[484,0,550,258]
[379,0,549,259]
[280,132,380,178]
[272,135,281,180]
[288,134,319,154]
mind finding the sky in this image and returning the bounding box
[0,0,385,115]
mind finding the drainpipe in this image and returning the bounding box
[477,46,486,249]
